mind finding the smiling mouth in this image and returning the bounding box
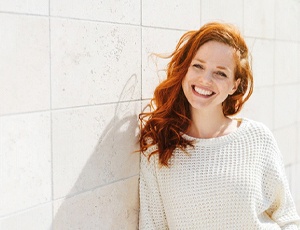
[193,85,215,96]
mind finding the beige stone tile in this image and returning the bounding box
[51,19,141,109]
[298,122,300,162]
[51,0,140,25]
[248,38,274,87]
[238,86,274,130]
[298,83,300,124]
[274,41,298,85]
[274,125,297,166]
[53,176,139,230]
[295,165,300,214]
[244,0,275,39]
[274,85,298,129]
[0,203,52,230]
[289,163,300,204]
[142,27,184,99]
[201,0,243,31]
[0,14,50,115]
[0,0,48,15]
[52,101,140,199]
[142,0,200,30]
[275,0,300,41]
[0,112,51,216]
[296,200,300,217]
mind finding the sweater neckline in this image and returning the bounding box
[182,118,249,146]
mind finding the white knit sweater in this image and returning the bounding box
[139,118,300,229]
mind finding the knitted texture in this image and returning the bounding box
[139,119,300,229]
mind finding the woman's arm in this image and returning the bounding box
[264,134,300,229]
[139,148,168,229]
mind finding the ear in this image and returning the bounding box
[229,78,241,95]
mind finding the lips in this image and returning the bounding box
[193,85,215,96]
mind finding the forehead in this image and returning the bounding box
[193,41,236,69]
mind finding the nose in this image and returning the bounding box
[199,70,213,84]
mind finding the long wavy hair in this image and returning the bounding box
[139,22,253,166]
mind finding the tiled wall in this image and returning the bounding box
[0,0,299,229]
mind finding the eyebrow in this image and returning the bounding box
[194,58,231,72]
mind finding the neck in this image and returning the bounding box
[187,106,237,138]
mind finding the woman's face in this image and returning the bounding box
[182,41,240,113]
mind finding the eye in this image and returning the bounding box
[216,71,227,78]
[192,64,203,69]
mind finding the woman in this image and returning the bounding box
[139,22,300,229]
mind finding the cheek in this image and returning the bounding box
[181,77,189,93]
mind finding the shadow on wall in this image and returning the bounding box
[52,74,140,229]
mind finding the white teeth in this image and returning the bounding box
[194,86,213,96]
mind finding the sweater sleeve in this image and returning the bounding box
[139,147,168,230]
[264,133,300,229]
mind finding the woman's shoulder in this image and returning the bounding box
[240,118,277,145]
[241,118,273,135]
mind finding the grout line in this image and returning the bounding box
[0,109,54,118]
[244,35,300,44]
[0,99,143,118]
[272,25,276,130]
[1,10,299,43]
[0,98,157,118]
[0,200,53,219]
[140,0,143,27]
[53,174,139,201]
[48,0,50,16]
[140,0,144,118]
[0,175,139,219]
[0,10,48,18]
[141,24,188,32]
[0,11,138,28]
[273,80,300,87]
[50,14,141,27]
[140,0,143,103]
[51,14,189,33]
[48,0,54,228]
[274,0,277,40]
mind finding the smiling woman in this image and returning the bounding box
[138,22,300,229]
[182,41,242,138]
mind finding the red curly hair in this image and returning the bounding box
[139,22,253,166]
